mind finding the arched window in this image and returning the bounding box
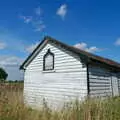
[43,49,54,71]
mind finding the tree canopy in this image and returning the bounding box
[0,68,8,81]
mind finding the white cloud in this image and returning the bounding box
[26,42,39,53]
[20,15,32,24]
[115,38,120,46]
[0,56,23,66]
[74,42,103,53]
[86,46,101,53]
[56,4,67,19]
[35,7,42,16]
[74,42,87,50]
[0,42,7,49]
[0,56,24,80]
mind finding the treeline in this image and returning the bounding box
[5,80,24,83]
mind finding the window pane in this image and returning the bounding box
[45,54,53,70]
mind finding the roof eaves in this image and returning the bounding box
[20,36,50,69]
[20,36,120,71]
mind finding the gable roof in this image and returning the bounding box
[20,36,120,71]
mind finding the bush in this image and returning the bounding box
[0,67,8,82]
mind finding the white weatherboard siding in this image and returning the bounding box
[24,42,87,109]
[111,73,119,96]
[88,65,113,97]
[118,74,120,95]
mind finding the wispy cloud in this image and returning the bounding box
[20,15,32,24]
[19,6,45,32]
[35,7,42,16]
[0,41,7,50]
[34,24,46,32]
[32,20,46,32]
[26,42,39,53]
[56,4,67,20]
[115,38,120,46]
[74,42,104,53]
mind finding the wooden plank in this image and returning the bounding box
[24,42,88,108]
[89,65,112,97]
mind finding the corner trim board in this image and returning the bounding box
[87,63,90,96]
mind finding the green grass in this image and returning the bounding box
[0,83,120,120]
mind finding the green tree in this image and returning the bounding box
[0,68,8,82]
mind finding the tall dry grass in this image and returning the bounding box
[0,83,120,120]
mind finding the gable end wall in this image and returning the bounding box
[24,42,88,109]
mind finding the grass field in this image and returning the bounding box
[0,83,120,120]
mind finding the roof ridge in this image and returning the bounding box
[48,36,120,64]
[20,36,120,71]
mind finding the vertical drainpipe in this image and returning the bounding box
[87,63,90,97]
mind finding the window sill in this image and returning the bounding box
[42,70,56,73]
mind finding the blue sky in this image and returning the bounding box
[0,0,120,80]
